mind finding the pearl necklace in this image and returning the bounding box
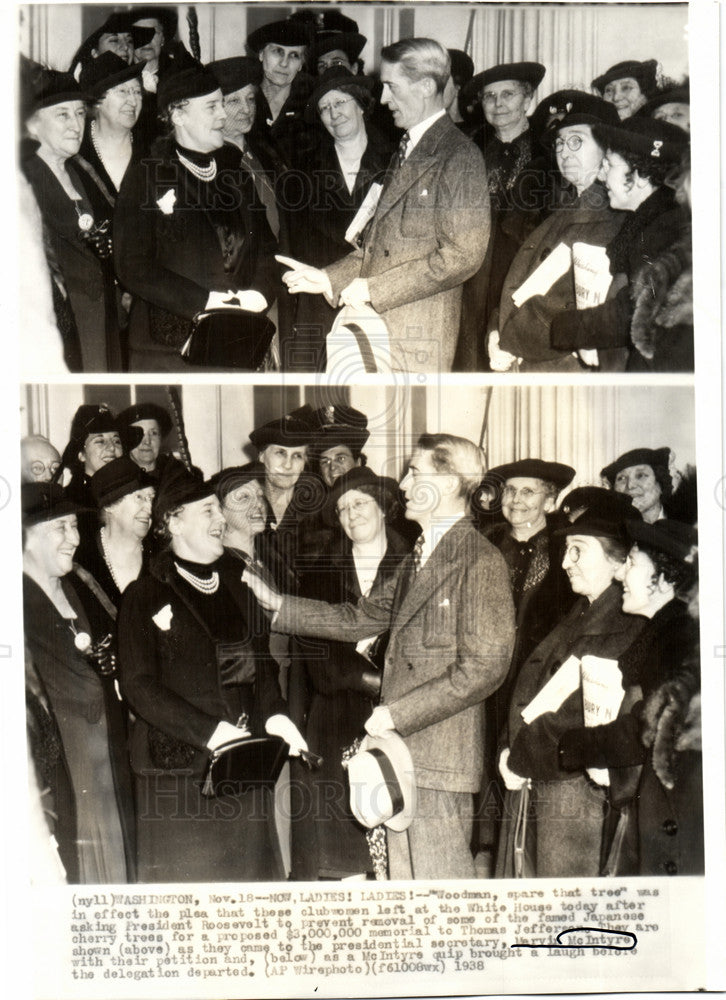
[177,150,217,182]
[174,560,220,594]
[90,119,132,164]
[100,527,122,591]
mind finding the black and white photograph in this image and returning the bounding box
[4,2,725,1000]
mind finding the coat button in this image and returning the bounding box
[383,249,390,257]
[407,662,414,670]
[662,818,678,836]
[663,860,678,875]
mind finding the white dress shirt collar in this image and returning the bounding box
[418,510,465,569]
[405,108,447,157]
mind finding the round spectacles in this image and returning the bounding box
[319,97,355,118]
[564,543,583,563]
[30,461,60,478]
[336,497,375,517]
[501,486,545,501]
[555,135,585,153]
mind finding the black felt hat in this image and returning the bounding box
[324,466,397,525]
[600,447,672,486]
[309,32,367,69]
[249,405,317,451]
[209,463,263,504]
[592,59,658,98]
[305,66,375,120]
[638,85,690,119]
[207,56,263,95]
[22,482,85,528]
[486,459,576,491]
[157,64,220,111]
[90,457,152,509]
[79,52,145,99]
[626,518,697,562]
[27,69,86,115]
[288,10,359,35]
[448,49,475,87]
[593,116,689,166]
[116,402,173,440]
[310,403,370,457]
[247,19,312,54]
[536,90,620,141]
[131,5,179,41]
[464,60,545,104]
[560,486,640,522]
[153,464,212,524]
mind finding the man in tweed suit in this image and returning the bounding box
[246,434,514,878]
[280,40,491,373]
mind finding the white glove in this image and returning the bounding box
[236,290,268,312]
[488,330,519,372]
[499,747,530,792]
[265,714,308,756]
[276,255,333,298]
[206,719,250,751]
[339,277,371,310]
[577,347,599,368]
[204,289,267,312]
[364,705,395,738]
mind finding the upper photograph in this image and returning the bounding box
[18,2,691,375]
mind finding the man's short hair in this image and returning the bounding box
[417,433,486,499]
[380,38,451,94]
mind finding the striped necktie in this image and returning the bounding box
[412,534,424,574]
[397,130,410,167]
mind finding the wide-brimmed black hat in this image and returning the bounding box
[90,457,152,509]
[207,56,263,95]
[536,89,620,142]
[22,482,85,528]
[249,405,317,451]
[560,486,640,522]
[626,518,697,562]
[288,10,359,35]
[247,19,312,54]
[131,5,179,40]
[305,66,375,120]
[157,64,220,111]
[638,85,690,119]
[153,464,212,524]
[116,402,173,440]
[68,14,154,77]
[324,466,397,525]
[486,458,575,491]
[311,404,369,457]
[554,508,632,542]
[27,69,86,115]
[592,59,658,97]
[464,60,545,103]
[309,32,367,69]
[593,116,689,166]
[600,447,672,486]
[79,51,145,99]
[69,404,118,444]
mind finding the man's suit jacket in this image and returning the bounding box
[324,115,491,373]
[275,518,515,793]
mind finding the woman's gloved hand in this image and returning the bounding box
[265,714,308,756]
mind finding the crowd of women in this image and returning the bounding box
[20,7,692,373]
[23,398,701,883]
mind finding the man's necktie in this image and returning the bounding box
[412,534,424,574]
[397,131,410,167]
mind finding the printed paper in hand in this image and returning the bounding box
[520,654,581,725]
[580,654,625,786]
[511,242,572,308]
[345,182,383,246]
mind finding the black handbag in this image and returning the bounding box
[201,736,288,797]
[181,309,275,369]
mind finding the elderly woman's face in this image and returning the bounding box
[129,419,162,470]
[172,90,226,153]
[602,77,646,120]
[95,31,134,64]
[317,49,355,75]
[318,87,365,142]
[222,480,267,538]
[481,79,530,133]
[260,444,307,491]
[80,430,123,475]
[562,533,622,602]
[170,495,226,563]
[223,84,257,138]
[28,102,86,160]
[260,44,305,88]
[25,514,79,579]
[613,464,662,522]
[336,488,385,546]
[108,487,155,540]
[501,477,554,534]
[555,124,604,193]
[653,101,690,133]
[98,78,143,130]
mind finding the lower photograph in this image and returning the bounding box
[20,381,700,886]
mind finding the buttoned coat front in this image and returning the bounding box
[275,518,514,793]
[324,115,491,372]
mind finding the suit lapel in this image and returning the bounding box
[374,114,450,221]
[391,519,469,632]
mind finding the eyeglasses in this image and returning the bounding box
[336,497,375,517]
[555,135,586,152]
[29,461,60,478]
[564,543,583,563]
[319,97,355,118]
[501,486,546,501]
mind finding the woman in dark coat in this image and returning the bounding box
[557,520,701,875]
[117,469,307,882]
[288,467,410,879]
[488,93,625,372]
[22,482,134,883]
[496,509,646,878]
[114,64,278,372]
[550,117,690,369]
[284,67,393,371]
[22,69,120,371]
